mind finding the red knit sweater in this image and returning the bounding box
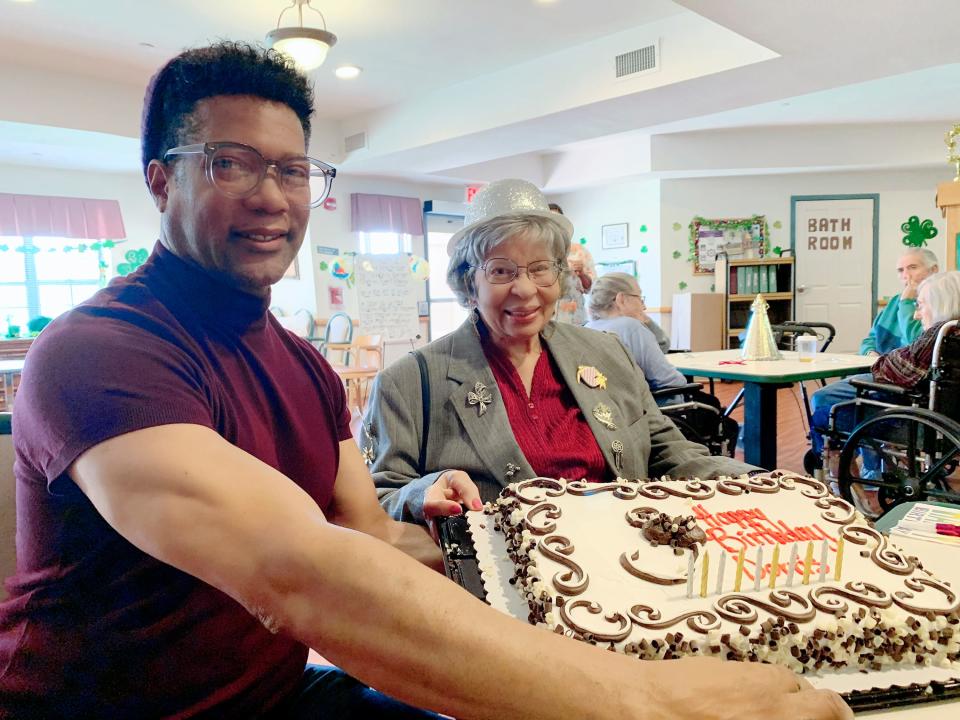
[482,339,608,481]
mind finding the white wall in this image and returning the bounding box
[547,178,663,324]
[660,168,951,303]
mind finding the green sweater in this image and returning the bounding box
[859,292,922,355]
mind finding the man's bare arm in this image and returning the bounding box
[71,423,850,720]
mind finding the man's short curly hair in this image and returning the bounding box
[140,41,314,178]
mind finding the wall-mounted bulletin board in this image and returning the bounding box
[689,215,770,275]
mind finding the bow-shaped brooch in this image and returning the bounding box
[467,381,493,416]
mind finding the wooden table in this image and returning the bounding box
[668,350,875,469]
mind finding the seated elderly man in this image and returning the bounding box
[584,272,685,402]
[809,248,939,471]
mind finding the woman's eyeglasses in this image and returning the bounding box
[474,258,561,286]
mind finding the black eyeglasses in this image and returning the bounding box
[163,141,336,208]
[624,292,646,303]
[473,258,562,286]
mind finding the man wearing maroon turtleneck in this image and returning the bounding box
[0,42,851,720]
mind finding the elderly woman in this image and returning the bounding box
[585,272,685,401]
[810,271,960,509]
[362,179,755,525]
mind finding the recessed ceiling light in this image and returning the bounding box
[335,65,362,80]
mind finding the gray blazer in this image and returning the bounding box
[362,318,755,523]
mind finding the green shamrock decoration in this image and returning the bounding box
[672,250,682,259]
[640,246,648,253]
[710,284,715,292]
[319,261,329,271]
[678,281,688,290]
[116,248,149,275]
[900,216,938,248]
[772,246,783,256]
[773,220,782,229]
[672,222,682,231]
[639,225,648,232]
[579,237,587,245]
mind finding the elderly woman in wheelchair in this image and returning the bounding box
[811,271,960,518]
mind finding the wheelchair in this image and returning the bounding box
[813,320,960,519]
[652,382,739,458]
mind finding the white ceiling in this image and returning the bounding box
[1,0,959,191]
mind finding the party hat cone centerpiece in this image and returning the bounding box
[741,294,782,361]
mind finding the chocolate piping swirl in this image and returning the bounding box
[538,535,589,596]
[619,549,688,585]
[892,577,960,616]
[809,582,893,615]
[626,604,721,634]
[637,480,715,500]
[566,479,639,500]
[625,506,658,528]
[513,478,565,505]
[524,502,561,535]
[814,497,857,525]
[841,525,916,575]
[784,476,830,499]
[714,590,817,624]
[559,600,632,642]
[716,479,749,495]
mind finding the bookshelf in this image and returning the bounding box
[714,254,795,349]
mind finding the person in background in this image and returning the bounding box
[0,46,852,720]
[809,248,939,472]
[821,271,960,513]
[585,272,685,401]
[549,202,596,325]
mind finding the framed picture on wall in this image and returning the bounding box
[596,259,637,277]
[689,215,769,275]
[601,223,629,250]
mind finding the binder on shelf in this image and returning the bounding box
[736,267,746,295]
[729,266,738,294]
[768,265,778,293]
[758,265,769,293]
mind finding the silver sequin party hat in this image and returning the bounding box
[446,178,573,255]
[741,293,783,361]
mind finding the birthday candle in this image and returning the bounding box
[786,544,798,587]
[686,550,695,598]
[834,537,845,581]
[769,545,780,589]
[734,547,746,591]
[700,551,710,598]
[818,540,829,583]
[802,542,814,585]
[753,546,763,591]
[715,551,727,595]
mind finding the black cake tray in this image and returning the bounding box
[436,515,960,713]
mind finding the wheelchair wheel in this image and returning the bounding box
[837,407,960,520]
[803,449,822,475]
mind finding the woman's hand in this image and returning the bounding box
[423,470,483,540]
[645,656,852,720]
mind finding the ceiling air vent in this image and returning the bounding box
[615,42,658,79]
[344,131,367,152]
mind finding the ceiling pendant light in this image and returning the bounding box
[266,0,338,71]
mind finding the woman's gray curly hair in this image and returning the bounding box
[587,272,638,320]
[446,214,570,308]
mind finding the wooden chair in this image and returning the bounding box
[329,334,383,412]
[319,313,354,365]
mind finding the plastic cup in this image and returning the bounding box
[796,335,818,362]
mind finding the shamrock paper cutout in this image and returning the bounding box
[672,250,682,259]
[900,216,938,248]
[640,245,648,253]
[116,248,149,275]
[678,281,688,290]
[773,220,782,229]
[640,224,648,232]
[672,222,682,231]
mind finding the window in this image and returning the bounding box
[358,232,412,255]
[0,236,109,336]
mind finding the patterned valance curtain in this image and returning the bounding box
[0,193,126,239]
[350,193,423,236]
